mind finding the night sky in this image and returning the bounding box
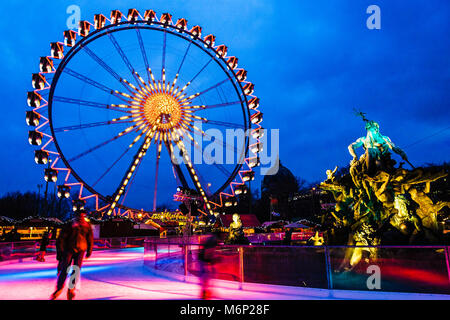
[1,0,449,207]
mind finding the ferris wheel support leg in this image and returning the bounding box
[152,137,162,212]
[170,131,213,215]
[163,139,189,189]
[106,123,159,216]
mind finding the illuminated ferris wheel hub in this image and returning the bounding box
[143,92,182,130]
[115,70,188,131]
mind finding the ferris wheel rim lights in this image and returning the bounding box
[26,9,263,217]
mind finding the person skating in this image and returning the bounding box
[50,210,93,300]
[36,228,53,262]
[198,234,218,299]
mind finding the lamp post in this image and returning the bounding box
[43,159,52,217]
[249,180,252,215]
[57,196,62,219]
[37,184,42,216]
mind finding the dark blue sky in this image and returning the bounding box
[1,0,449,204]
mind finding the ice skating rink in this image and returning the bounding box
[0,248,449,300]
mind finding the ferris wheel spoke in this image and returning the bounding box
[107,32,141,86]
[188,124,240,154]
[163,138,189,189]
[214,163,233,178]
[181,129,233,178]
[106,122,160,215]
[135,28,151,84]
[152,133,163,211]
[53,119,134,133]
[190,59,212,84]
[92,139,135,187]
[170,41,192,92]
[192,78,230,99]
[177,41,192,75]
[53,96,131,114]
[178,78,230,103]
[67,124,140,162]
[203,119,246,129]
[81,45,134,94]
[64,67,129,103]
[175,59,213,96]
[183,114,246,130]
[144,67,159,91]
[170,131,212,214]
[187,100,241,111]
[161,30,167,85]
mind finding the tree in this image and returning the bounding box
[0,191,72,221]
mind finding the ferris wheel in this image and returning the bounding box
[26,9,263,218]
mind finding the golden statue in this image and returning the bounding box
[326,166,338,182]
[320,111,448,271]
[225,213,248,244]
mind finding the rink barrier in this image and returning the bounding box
[143,237,450,295]
[0,236,158,263]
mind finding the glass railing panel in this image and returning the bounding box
[243,246,328,288]
[328,246,450,294]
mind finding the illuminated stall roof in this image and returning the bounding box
[0,216,15,226]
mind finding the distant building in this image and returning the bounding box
[261,161,299,220]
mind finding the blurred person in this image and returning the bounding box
[51,210,93,300]
[5,228,18,242]
[283,228,293,245]
[36,228,53,262]
[198,233,218,299]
